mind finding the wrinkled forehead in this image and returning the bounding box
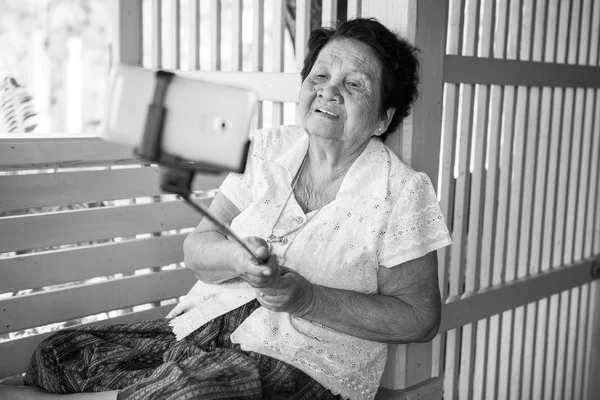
[314,39,383,79]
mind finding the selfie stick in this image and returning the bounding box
[135,70,259,264]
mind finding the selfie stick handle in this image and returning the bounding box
[137,69,260,264]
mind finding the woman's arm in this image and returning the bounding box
[183,192,271,284]
[256,251,441,344]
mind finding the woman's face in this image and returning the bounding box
[299,38,389,148]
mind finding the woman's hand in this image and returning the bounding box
[232,236,280,287]
[255,268,316,317]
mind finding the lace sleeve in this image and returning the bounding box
[379,172,452,267]
[218,129,262,212]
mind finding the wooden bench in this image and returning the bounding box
[0,136,442,400]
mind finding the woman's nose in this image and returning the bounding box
[318,81,341,102]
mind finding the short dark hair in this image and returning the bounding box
[300,18,420,141]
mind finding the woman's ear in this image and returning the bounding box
[376,108,396,135]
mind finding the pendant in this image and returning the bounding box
[267,234,288,245]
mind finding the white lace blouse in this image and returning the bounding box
[169,125,452,400]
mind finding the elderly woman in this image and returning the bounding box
[3,17,450,400]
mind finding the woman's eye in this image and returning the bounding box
[347,81,360,88]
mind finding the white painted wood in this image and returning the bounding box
[151,0,163,68]
[589,0,600,66]
[556,0,571,64]
[210,0,222,71]
[322,0,338,27]
[575,89,595,259]
[552,88,575,268]
[271,0,285,126]
[113,0,143,66]
[232,0,243,71]
[586,282,600,399]
[176,71,300,102]
[532,297,549,399]
[519,0,534,61]
[564,287,581,400]
[0,304,176,378]
[0,234,187,293]
[574,284,590,399]
[531,0,547,62]
[492,0,509,59]
[0,168,224,213]
[485,314,501,400]
[439,257,596,332]
[543,293,560,398]
[578,0,593,66]
[505,0,520,61]
[553,290,570,400]
[567,0,582,64]
[295,0,311,72]
[0,198,210,254]
[449,83,472,298]
[542,88,564,270]
[169,0,181,69]
[0,268,195,335]
[564,89,586,263]
[0,138,138,170]
[585,91,600,258]
[189,0,201,70]
[347,0,361,19]
[544,0,560,63]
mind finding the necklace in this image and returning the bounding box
[266,152,313,246]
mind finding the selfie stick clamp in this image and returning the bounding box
[135,70,258,262]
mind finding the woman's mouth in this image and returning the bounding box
[315,108,339,118]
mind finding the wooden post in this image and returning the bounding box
[361,0,447,390]
[112,0,143,66]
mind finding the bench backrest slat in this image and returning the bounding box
[0,167,225,214]
[0,268,195,337]
[0,234,187,294]
[0,199,210,254]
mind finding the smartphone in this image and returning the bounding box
[103,64,258,172]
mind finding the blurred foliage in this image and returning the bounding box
[0,0,110,133]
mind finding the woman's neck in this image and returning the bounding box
[293,137,370,213]
[305,137,369,183]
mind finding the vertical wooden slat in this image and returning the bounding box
[531,0,547,63]
[210,0,222,71]
[113,0,143,66]
[585,282,600,399]
[519,85,542,400]
[169,0,181,69]
[564,88,585,264]
[295,0,311,72]
[445,0,462,55]
[589,0,600,66]
[578,0,593,66]
[472,3,493,397]
[552,87,574,268]
[553,290,571,400]
[481,81,504,400]
[151,0,163,68]
[506,84,529,400]
[567,0,582,64]
[585,91,600,257]
[189,0,200,70]
[574,284,590,400]
[492,0,509,59]
[322,0,338,27]
[564,286,581,400]
[529,88,553,399]
[505,0,521,60]
[347,0,362,19]
[272,0,285,126]
[544,0,560,63]
[252,0,264,128]
[231,0,243,71]
[518,0,535,61]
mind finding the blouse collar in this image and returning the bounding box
[263,126,391,201]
